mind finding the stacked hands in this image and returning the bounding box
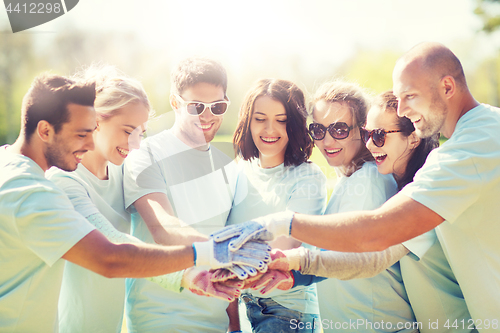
[186,211,296,302]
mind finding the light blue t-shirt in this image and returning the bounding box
[0,147,95,333]
[401,231,475,333]
[48,163,130,333]
[401,104,500,326]
[226,158,327,314]
[123,129,238,333]
[317,162,416,333]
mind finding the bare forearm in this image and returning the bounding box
[101,242,194,278]
[226,300,241,332]
[134,193,207,246]
[63,231,195,279]
[291,194,444,252]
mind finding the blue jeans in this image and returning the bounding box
[242,293,320,333]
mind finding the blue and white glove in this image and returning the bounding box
[210,211,295,251]
[192,238,271,271]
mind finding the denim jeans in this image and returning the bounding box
[242,293,320,333]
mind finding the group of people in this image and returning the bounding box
[1,41,498,333]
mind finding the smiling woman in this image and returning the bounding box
[46,65,155,333]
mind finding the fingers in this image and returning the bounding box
[211,226,243,242]
[259,271,293,295]
[210,268,238,282]
[231,255,266,271]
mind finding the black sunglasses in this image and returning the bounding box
[308,122,353,141]
[360,128,403,147]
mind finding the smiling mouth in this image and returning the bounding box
[74,152,86,162]
[196,123,213,131]
[117,147,129,158]
[372,152,387,164]
[261,137,279,143]
[325,148,342,155]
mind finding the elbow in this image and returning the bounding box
[92,245,129,278]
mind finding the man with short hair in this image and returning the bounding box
[123,57,240,332]
[220,42,500,324]
[0,73,262,332]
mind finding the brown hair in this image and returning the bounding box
[171,57,227,97]
[233,79,313,167]
[311,80,373,177]
[373,91,439,189]
[21,73,95,141]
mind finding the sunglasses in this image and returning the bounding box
[360,128,403,147]
[308,122,354,141]
[174,94,230,116]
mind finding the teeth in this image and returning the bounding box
[75,153,84,159]
[117,148,129,156]
[261,137,279,143]
[198,123,212,129]
[372,152,387,162]
[325,148,342,154]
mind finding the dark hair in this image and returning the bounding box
[171,57,227,97]
[21,73,96,141]
[374,91,439,190]
[311,80,373,177]
[233,79,313,167]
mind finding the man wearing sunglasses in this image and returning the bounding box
[122,57,243,332]
[216,42,500,325]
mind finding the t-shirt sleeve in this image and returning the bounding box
[400,148,482,224]
[15,181,95,267]
[286,163,327,216]
[402,229,438,261]
[337,167,391,213]
[123,140,168,209]
[50,174,100,218]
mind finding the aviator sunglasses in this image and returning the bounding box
[174,94,230,116]
[360,128,403,147]
[308,122,353,141]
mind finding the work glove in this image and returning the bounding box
[192,238,271,271]
[181,267,243,301]
[210,211,294,251]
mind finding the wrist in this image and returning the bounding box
[264,211,294,237]
[284,247,305,271]
[192,241,211,267]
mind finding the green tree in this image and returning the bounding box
[0,31,36,145]
[474,0,500,32]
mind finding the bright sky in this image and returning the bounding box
[1,0,497,75]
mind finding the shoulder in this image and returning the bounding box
[285,161,327,184]
[349,162,397,195]
[46,165,90,192]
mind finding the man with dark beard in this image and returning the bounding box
[0,73,265,332]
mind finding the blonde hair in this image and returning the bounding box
[311,80,373,177]
[73,64,152,119]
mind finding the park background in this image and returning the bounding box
[2,0,500,188]
[1,1,500,332]
[2,0,500,212]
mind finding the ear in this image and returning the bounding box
[170,94,179,110]
[409,132,421,150]
[441,75,456,100]
[36,120,54,143]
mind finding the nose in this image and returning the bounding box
[323,130,336,145]
[264,120,276,134]
[129,133,142,150]
[397,100,407,118]
[199,106,215,121]
[365,135,375,150]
